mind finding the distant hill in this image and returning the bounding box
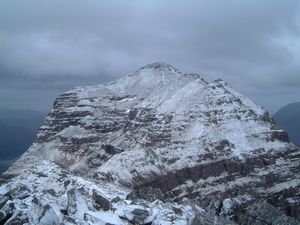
[0,108,45,172]
[273,102,300,146]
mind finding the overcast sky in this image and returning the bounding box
[0,0,299,114]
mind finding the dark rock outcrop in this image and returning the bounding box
[92,189,112,211]
[240,201,300,225]
[126,187,164,202]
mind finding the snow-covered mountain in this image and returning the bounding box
[1,62,300,224]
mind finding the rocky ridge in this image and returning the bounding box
[1,62,300,224]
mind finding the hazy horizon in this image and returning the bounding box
[1,72,300,115]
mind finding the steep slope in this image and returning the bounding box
[1,161,246,224]
[2,62,300,224]
[274,102,300,146]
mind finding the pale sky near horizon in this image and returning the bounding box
[1,0,300,114]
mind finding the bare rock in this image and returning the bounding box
[84,211,124,225]
[4,212,29,225]
[92,189,112,211]
[240,200,300,225]
[27,197,60,225]
[126,187,164,202]
[0,202,14,224]
[67,188,89,219]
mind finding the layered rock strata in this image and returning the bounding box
[2,62,300,224]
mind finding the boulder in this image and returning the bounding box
[220,198,239,219]
[4,184,31,200]
[0,202,14,224]
[0,195,9,208]
[27,197,60,225]
[92,189,112,211]
[4,212,29,225]
[84,211,124,225]
[119,205,153,225]
[67,188,89,219]
[130,208,151,224]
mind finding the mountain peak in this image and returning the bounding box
[130,62,180,77]
[140,62,176,70]
[3,63,300,225]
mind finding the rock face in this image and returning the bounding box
[1,62,300,224]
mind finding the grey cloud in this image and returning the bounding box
[0,0,299,113]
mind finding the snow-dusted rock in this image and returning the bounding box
[0,161,210,224]
[27,197,60,225]
[84,211,124,225]
[91,189,112,211]
[241,200,300,225]
[67,188,89,219]
[0,202,13,224]
[3,211,28,225]
[118,205,153,224]
[1,62,300,224]
[7,62,293,180]
[220,198,238,219]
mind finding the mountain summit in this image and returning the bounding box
[131,62,180,75]
[1,63,300,224]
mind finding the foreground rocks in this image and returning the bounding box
[0,161,222,224]
[0,161,299,225]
